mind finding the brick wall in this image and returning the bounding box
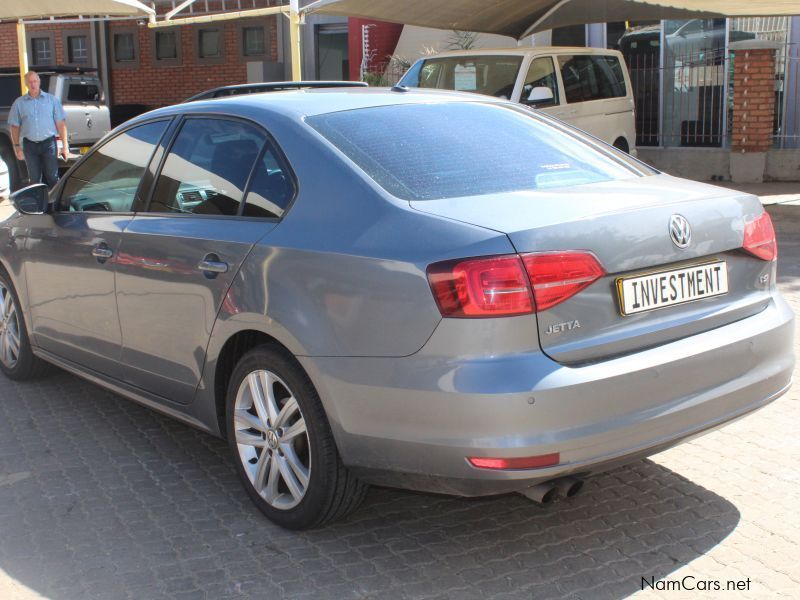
[1,16,279,110]
[731,48,777,153]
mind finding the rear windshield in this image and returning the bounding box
[399,56,523,99]
[67,83,101,102]
[307,102,645,201]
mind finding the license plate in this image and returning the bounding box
[616,261,728,316]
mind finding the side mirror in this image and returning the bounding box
[10,184,50,215]
[527,86,555,105]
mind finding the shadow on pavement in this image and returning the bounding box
[0,371,739,600]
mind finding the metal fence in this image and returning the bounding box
[776,42,800,148]
[626,47,730,148]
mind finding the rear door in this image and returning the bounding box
[115,116,295,404]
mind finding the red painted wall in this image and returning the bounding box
[348,19,403,81]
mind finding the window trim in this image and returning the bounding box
[26,32,55,67]
[111,27,140,69]
[151,29,182,67]
[57,117,174,214]
[193,25,226,65]
[140,113,297,221]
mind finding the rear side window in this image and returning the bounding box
[558,55,627,103]
[308,103,644,201]
[242,143,295,219]
[67,83,101,102]
[399,56,523,99]
[149,118,266,216]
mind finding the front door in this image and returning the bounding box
[115,116,294,404]
[23,120,169,377]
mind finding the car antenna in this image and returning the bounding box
[391,85,409,93]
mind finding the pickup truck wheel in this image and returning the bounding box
[226,345,368,529]
[0,270,47,380]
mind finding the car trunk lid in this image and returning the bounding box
[412,174,774,364]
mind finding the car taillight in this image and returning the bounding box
[468,453,560,470]
[743,212,777,261]
[427,255,534,317]
[521,251,606,312]
[427,251,605,317]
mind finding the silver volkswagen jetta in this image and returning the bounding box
[0,89,794,529]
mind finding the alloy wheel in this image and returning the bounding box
[233,369,311,510]
[0,281,20,369]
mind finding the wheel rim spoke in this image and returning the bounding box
[280,418,306,442]
[260,371,281,425]
[281,444,310,489]
[277,453,305,501]
[236,429,267,448]
[263,453,281,503]
[247,372,271,426]
[253,449,271,490]
[275,396,299,428]
[234,410,267,434]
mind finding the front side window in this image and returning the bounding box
[308,102,647,201]
[67,35,89,64]
[558,55,627,103]
[399,56,523,99]
[61,120,168,212]
[149,118,266,216]
[520,57,559,107]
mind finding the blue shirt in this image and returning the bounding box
[8,91,66,144]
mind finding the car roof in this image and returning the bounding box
[130,87,508,124]
[416,47,624,58]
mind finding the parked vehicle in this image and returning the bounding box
[0,68,111,190]
[1,89,794,529]
[398,47,637,153]
[0,156,8,200]
[185,80,368,102]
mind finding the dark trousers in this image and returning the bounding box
[22,137,59,188]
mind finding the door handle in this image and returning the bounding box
[198,260,228,274]
[92,244,113,263]
[198,253,229,279]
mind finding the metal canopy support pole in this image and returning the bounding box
[17,21,29,94]
[289,0,302,81]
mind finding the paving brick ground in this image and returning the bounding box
[0,205,798,600]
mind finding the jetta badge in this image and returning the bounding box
[669,214,692,249]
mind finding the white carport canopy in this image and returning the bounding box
[305,0,800,40]
[0,1,153,91]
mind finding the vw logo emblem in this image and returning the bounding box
[266,430,279,449]
[669,214,692,249]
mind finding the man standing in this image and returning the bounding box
[8,71,68,188]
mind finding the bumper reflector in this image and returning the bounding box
[468,453,560,470]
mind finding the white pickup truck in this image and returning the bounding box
[0,69,111,190]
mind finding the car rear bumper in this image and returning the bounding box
[300,292,795,496]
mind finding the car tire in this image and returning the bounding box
[0,268,48,380]
[226,344,368,529]
[613,137,630,154]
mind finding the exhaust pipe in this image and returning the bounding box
[553,476,583,498]
[518,482,559,504]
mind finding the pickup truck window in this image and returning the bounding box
[67,84,101,103]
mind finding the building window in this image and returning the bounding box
[199,29,222,58]
[67,35,89,64]
[30,37,53,66]
[242,27,265,56]
[114,33,135,62]
[156,31,178,60]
